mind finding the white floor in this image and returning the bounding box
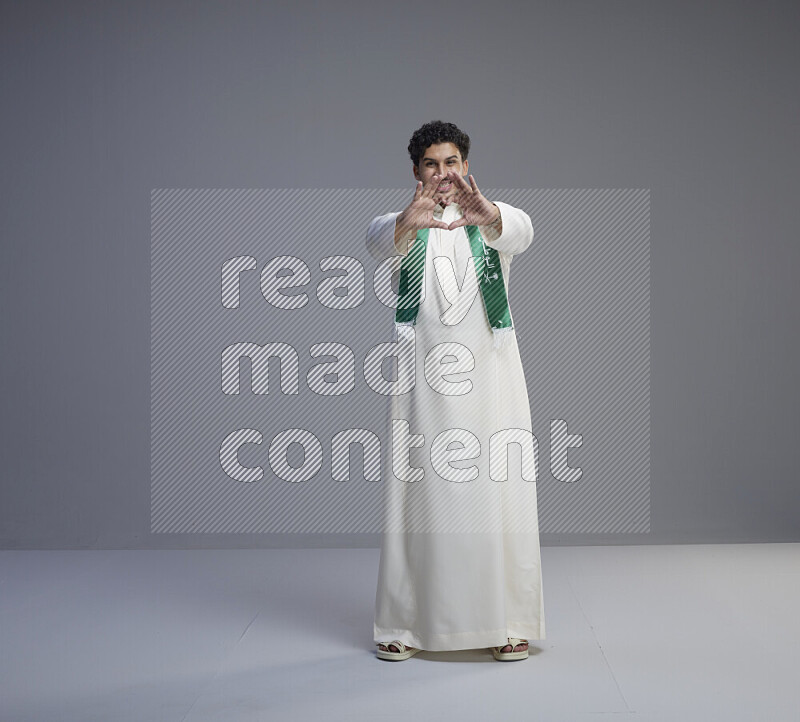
[1,544,798,721]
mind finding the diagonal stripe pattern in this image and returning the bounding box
[151,188,650,534]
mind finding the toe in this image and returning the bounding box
[380,642,415,653]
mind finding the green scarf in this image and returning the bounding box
[395,224,515,350]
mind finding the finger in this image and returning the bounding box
[451,172,471,192]
[422,174,441,198]
[468,174,479,192]
[449,188,466,206]
[447,218,468,230]
[430,220,451,230]
[444,173,463,197]
[412,180,423,199]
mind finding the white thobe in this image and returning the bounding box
[366,200,545,652]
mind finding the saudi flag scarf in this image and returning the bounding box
[395,224,515,350]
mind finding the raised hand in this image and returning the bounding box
[443,171,500,230]
[396,173,452,235]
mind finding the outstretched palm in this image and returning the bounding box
[444,171,499,230]
[397,173,452,235]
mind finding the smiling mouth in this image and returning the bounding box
[438,182,452,190]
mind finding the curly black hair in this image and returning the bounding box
[407,120,471,168]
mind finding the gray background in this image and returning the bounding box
[1,0,798,548]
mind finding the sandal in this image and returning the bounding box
[491,637,529,661]
[376,640,421,661]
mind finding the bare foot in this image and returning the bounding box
[378,643,415,653]
[498,639,528,653]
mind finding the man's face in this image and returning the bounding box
[413,142,469,207]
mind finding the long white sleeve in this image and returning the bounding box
[479,201,534,256]
[365,211,406,262]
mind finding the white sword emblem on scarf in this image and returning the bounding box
[481,237,496,282]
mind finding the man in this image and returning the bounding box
[366,120,545,661]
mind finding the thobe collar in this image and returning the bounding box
[433,201,462,224]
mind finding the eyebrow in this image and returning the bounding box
[422,155,459,163]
